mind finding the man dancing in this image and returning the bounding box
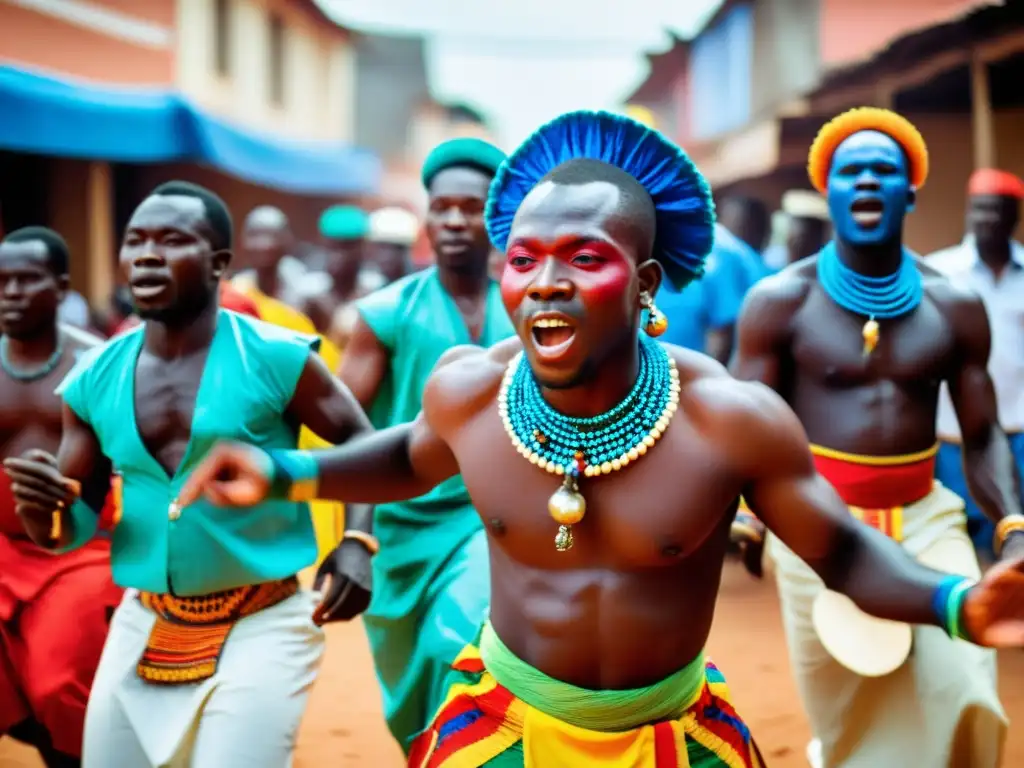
[337,136,512,753]
[178,111,1024,767]
[0,227,122,767]
[5,181,376,767]
[732,108,1015,767]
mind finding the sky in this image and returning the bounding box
[320,0,723,148]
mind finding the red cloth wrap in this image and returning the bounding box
[0,468,123,754]
[811,447,936,509]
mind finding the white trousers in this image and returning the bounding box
[768,483,1006,768]
[83,588,325,768]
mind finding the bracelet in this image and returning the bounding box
[51,498,99,555]
[343,530,380,556]
[993,514,1024,556]
[266,449,320,502]
[931,574,975,641]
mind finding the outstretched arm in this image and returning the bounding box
[177,347,480,508]
[736,382,1024,644]
[946,293,1024,554]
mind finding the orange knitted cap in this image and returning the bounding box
[807,108,929,194]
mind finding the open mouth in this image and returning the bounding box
[131,280,171,301]
[529,315,577,359]
[851,198,884,228]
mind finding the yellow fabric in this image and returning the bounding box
[523,707,659,767]
[236,282,345,563]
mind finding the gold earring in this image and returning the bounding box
[641,292,668,337]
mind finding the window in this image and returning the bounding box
[213,0,231,77]
[268,13,285,107]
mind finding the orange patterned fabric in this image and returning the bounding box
[136,577,298,685]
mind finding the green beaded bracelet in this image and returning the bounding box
[944,578,975,642]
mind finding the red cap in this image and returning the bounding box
[968,168,1024,199]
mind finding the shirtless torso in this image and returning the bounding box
[0,326,100,475]
[734,256,984,456]
[426,337,794,689]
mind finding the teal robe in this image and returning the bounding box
[356,267,514,753]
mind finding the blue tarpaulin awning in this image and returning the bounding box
[0,65,380,196]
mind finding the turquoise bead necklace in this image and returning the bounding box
[498,334,680,551]
[817,240,923,356]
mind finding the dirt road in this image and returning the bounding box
[3,560,1022,767]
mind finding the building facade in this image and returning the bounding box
[624,0,1023,255]
[0,0,377,307]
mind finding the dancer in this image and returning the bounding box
[337,136,512,753]
[179,111,1024,767]
[732,108,1015,767]
[0,227,122,767]
[5,181,375,768]
[930,168,1024,564]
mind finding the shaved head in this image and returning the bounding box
[538,158,656,262]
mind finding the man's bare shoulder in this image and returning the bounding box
[672,355,808,471]
[739,258,816,318]
[424,338,523,423]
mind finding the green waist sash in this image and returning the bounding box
[479,621,706,732]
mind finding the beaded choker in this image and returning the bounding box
[0,336,64,382]
[817,241,922,356]
[498,335,680,551]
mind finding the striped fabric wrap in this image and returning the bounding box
[136,576,299,685]
[408,628,765,768]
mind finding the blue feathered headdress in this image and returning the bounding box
[485,110,715,288]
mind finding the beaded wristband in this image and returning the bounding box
[994,514,1024,556]
[52,498,100,554]
[266,449,320,502]
[931,574,975,641]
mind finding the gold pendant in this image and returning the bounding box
[862,317,879,357]
[548,474,586,552]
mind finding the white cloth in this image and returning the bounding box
[83,589,325,768]
[767,482,1006,768]
[929,238,1024,437]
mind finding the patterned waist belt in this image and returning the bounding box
[136,576,298,685]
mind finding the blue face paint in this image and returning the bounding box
[827,130,914,246]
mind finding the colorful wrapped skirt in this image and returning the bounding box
[408,623,764,768]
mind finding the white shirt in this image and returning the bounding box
[930,237,1024,437]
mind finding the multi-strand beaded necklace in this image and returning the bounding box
[498,334,680,551]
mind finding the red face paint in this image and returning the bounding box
[500,237,633,320]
